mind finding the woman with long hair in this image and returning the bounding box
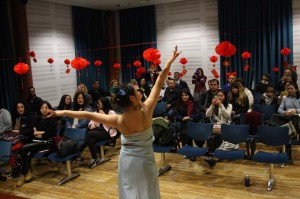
[56,95,73,133]
[72,92,93,128]
[192,68,207,101]
[48,46,180,199]
[78,97,118,168]
[17,101,57,187]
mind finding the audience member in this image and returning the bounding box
[78,97,118,168]
[222,72,236,93]
[89,80,107,106]
[174,71,189,91]
[0,107,12,134]
[72,92,93,128]
[235,78,253,111]
[198,79,221,113]
[192,68,207,101]
[26,87,43,116]
[162,78,180,119]
[139,78,151,97]
[255,73,272,94]
[17,101,57,187]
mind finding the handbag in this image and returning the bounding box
[57,136,78,158]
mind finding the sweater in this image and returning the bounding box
[278,96,300,115]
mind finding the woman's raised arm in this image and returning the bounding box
[145,46,181,109]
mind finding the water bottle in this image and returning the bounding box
[244,175,250,187]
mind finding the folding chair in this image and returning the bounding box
[253,126,289,191]
[153,102,167,118]
[214,124,249,160]
[48,128,86,185]
[0,141,12,182]
[177,123,213,160]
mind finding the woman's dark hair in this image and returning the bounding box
[217,90,229,108]
[37,101,53,116]
[98,97,112,114]
[288,82,300,99]
[137,89,146,102]
[196,68,204,75]
[179,88,194,102]
[57,95,72,110]
[116,84,136,109]
[73,92,87,110]
[12,100,29,119]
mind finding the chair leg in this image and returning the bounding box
[250,139,256,157]
[98,146,111,165]
[280,145,286,168]
[157,153,171,176]
[267,164,274,191]
[58,160,80,186]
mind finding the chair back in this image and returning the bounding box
[220,124,249,144]
[240,112,264,135]
[251,91,263,104]
[257,126,289,146]
[187,122,213,141]
[153,102,167,117]
[253,104,276,121]
[65,128,86,146]
[0,141,12,162]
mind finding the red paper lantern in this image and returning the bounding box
[137,67,146,75]
[281,48,291,56]
[273,67,279,73]
[210,55,218,63]
[244,64,250,72]
[180,58,188,65]
[241,52,251,59]
[215,41,236,57]
[143,48,161,62]
[133,60,142,68]
[65,68,70,74]
[71,57,88,70]
[29,51,37,63]
[64,59,70,65]
[167,72,172,76]
[94,60,102,67]
[223,60,230,67]
[113,63,121,70]
[153,60,161,65]
[47,58,54,64]
[14,62,29,75]
[211,69,219,78]
[179,73,183,77]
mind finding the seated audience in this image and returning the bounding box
[72,92,93,128]
[0,107,12,134]
[259,87,279,107]
[255,73,272,94]
[56,95,73,135]
[78,97,118,168]
[26,87,43,116]
[17,101,57,187]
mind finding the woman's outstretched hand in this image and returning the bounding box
[47,110,62,118]
[168,46,181,63]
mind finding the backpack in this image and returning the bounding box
[152,117,176,146]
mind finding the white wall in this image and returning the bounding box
[156,0,219,91]
[292,0,300,85]
[27,0,76,107]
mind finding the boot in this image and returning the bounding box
[25,168,33,182]
[16,175,25,187]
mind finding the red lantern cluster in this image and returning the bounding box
[29,51,37,63]
[153,59,161,65]
[136,67,146,78]
[64,59,71,74]
[71,57,89,70]
[47,58,54,64]
[143,48,161,63]
[14,62,29,75]
[215,41,236,57]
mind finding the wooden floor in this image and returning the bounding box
[0,141,299,199]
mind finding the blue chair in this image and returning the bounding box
[0,141,12,182]
[48,128,86,185]
[253,126,289,191]
[153,102,167,118]
[253,104,276,122]
[214,124,249,160]
[177,123,213,159]
[152,117,174,176]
